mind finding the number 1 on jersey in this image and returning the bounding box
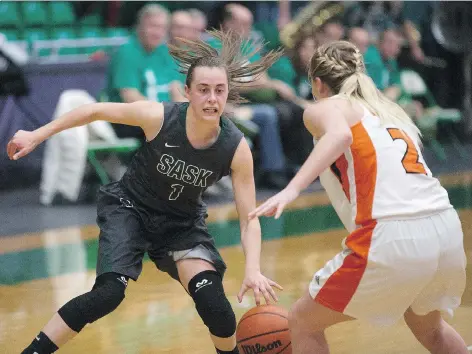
[169,184,184,200]
[387,128,427,175]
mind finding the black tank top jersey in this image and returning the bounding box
[121,102,244,217]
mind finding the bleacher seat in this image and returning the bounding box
[79,13,102,26]
[21,2,48,27]
[23,28,49,57]
[0,2,21,27]
[49,2,76,26]
[1,29,20,41]
[106,27,129,39]
[79,27,105,54]
[50,28,79,55]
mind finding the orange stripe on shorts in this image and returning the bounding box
[314,222,376,312]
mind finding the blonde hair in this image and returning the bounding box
[168,29,283,104]
[309,40,421,142]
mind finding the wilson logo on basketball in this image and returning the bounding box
[240,340,282,353]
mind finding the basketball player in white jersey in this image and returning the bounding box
[249,40,468,354]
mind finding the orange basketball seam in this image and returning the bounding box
[237,312,288,329]
[236,328,289,343]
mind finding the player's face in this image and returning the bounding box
[186,66,229,121]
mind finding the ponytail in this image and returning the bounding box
[339,72,421,142]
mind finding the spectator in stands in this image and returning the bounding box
[188,9,208,40]
[401,1,463,109]
[347,27,370,54]
[365,29,424,120]
[314,19,345,46]
[364,29,403,102]
[106,4,186,139]
[169,10,196,43]
[216,3,291,189]
[267,34,317,167]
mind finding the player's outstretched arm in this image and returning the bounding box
[7,101,164,161]
[249,99,353,220]
[230,138,283,306]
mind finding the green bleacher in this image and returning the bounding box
[0,1,130,58]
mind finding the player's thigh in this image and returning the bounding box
[96,184,147,280]
[310,221,439,326]
[410,209,466,318]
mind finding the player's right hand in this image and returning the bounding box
[7,130,40,160]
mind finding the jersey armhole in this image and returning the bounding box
[145,102,169,143]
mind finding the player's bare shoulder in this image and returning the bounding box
[130,101,164,141]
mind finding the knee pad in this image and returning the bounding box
[58,272,128,332]
[188,270,236,338]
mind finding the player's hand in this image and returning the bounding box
[248,187,299,220]
[237,271,283,306]
[7,130,41,160]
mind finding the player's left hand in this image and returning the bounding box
[238,271,283,306]
[248,187,299,220]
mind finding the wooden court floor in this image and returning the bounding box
[1,174,471,353]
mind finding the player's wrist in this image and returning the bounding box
[244,265,261,274]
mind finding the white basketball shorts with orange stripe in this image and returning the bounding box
[308,208,467,326]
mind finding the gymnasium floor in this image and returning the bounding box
[1,172,471,353]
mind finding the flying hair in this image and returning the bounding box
[168,29,284,104]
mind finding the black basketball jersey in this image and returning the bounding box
[121,102,244,217]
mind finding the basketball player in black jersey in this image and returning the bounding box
[8,30,283,354]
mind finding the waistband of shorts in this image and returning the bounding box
[375,206,454,223]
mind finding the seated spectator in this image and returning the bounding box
[347,27,370,54]
[267,34,317,167]
[315,19,345,46]
[188,8,208,41]
[364,29,403,102]
[214,3,293,189]
[169,10,195,43]
[365,29,424,120]
[106,4,186,139]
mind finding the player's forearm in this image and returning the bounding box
[286,131,352,193]
[34,104,98,143]
[240,219,262,273]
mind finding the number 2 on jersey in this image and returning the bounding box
[387,128,427,175]
[169,184,184,200]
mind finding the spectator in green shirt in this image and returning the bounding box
[347,27,370,55]
[170,10,196,43]
[214,3,292,189]
[364,29,402,102]
[107,4,186,138]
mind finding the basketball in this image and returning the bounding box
[236,305,292,354]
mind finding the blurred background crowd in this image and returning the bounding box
[1,1,471,204]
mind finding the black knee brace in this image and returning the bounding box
[188,270,236,338]
[58,272,128,332]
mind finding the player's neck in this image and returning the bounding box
[186,110,221,149]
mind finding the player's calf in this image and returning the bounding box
[22,273,129,354]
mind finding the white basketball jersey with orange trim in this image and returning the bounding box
[319,106,451,232]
